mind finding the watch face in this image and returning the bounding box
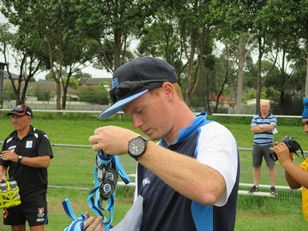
[128,137,146,156]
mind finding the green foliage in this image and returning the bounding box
[72,71,92,85]
[34,85,54,101]
[2,81,15,100]
[0,0,307,115]
[68,78,79,89]
[77,85,109,105]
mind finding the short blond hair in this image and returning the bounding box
[149,82,183,100]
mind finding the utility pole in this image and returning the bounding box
[0,62,7,109]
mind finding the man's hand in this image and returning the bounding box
[270,142,293,166]
[89,126,138,154]
[83,215,104,231]
[0,150,18,163]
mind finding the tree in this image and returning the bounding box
[76,0,161,72]
[139,0,222,108]
[0,22,42,104]
[255,0,305,112]
[217,0,265,113]
[78,85,109,105]
[137,10,184,76]
[72,71,92,85]
[1,0,98,109]
[35,85,53,102]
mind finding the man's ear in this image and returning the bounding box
[161,82,174,99]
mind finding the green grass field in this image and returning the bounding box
[0,114,308,230]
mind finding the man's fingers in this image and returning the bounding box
[89,135,99,144]
[84,216,104,231]
[84,216,95,228]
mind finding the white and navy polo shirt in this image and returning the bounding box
[251,113,277,146]
[135,114,239,231]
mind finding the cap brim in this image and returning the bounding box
[7,111,27,116]
[99,89,149,119]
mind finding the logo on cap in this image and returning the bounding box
[112,78,119,89]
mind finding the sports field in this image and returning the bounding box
[0,113,308,230]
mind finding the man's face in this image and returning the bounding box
[11,114,31,132]
[303,119,308,133]
[123,89,175,141]
[260,102,270,115]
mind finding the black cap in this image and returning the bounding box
[7,104,33,117]
[99,56,177,119]
[112,56,177,84]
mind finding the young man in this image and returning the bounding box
[249,100,277,195]
[0,104,54,231]
[86,56,239,231]
[271,97,308,222]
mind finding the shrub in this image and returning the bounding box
[78,86,109,105]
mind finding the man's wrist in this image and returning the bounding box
[18,155,23,163]
[280,157,293,168]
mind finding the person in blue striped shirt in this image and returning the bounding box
[249,100,277,195]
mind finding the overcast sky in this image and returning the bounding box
[0,13,115,80]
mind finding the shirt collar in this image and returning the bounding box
[11,125,35,139]
[160,112,207,147]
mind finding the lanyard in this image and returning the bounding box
[63,151,131,231]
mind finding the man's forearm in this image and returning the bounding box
[20,156,51,168]
[252,125,275,133]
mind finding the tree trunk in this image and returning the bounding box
[53,74,61,110]
[185,28,196,107]
[114,28,122,70]
[255,36,264,114]
[61,71,72,110]
[20,78,31,104]
[235,38,245,114]
[214,47,230,113]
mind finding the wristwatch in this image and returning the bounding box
[18,155,23,163]
[128,136,149,160]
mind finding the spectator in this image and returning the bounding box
[0,104,54,231]
[249,100,277,195]
[86,56,239,231]
[271,97,308,222]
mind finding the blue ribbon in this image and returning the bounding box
[62,199,87,231]
[63,151,131,231]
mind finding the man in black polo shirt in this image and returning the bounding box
[0,104,54,231]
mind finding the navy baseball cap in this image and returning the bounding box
[99,56,177,119]
[8,104,33,117]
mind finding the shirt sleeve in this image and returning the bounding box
[300,157,308,171]
[251,115,257,127]
[196,122,238,207]
[37,133,54,159]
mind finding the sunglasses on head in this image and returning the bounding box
[109,79,166,104]
[13,105,27,113]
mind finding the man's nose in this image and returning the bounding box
[132,115,143,128]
